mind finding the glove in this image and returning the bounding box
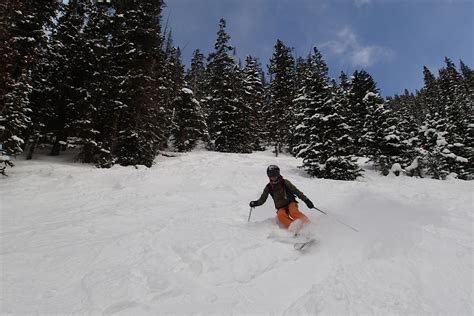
[249,201,258,207]
[305,199,314,209]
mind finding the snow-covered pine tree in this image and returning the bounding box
[362,92,406,175]
[386,90,424,174]
[291,56,310,157]
[0,0,58,164]
[185,49,210,144]
[77,1,118,165]
[436,58,470,178]
[242,56,265,151]
[268,40,296,156]
[292,54,320,162]
[460,61,474,93]
[295,48,361,179]
[295,57,309,94]
[459,61,474,178]
[387,59,472,180]
[261,71,272,145]
[163,33,184,114]
[339,71,351,91]
[294,47,330,165]
[337,71,360,156]
[231,56,253,153]
[416,65,450,178]
[1,0,58,103]
[36,0,89,156]
[0,73,32,160]
[110,0,165,167]
[404,61,471,179]
[151,30,171,153]
[347,70,379,156]
[171,87,207,152]
[167,42,206,152]
[321,82,362,180]
[162,43,186,149]
[419,126,451,179]
[390,89,425,131]
[206,18,250,153]
[185,49,207,103]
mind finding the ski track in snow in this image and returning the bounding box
[0,150,473,315]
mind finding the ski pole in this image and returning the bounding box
[313,206,328,216]
[313,206,359,232]
[248,207,254,222]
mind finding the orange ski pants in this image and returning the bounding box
[277,202,310,228]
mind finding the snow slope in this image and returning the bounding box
[1,149,472,315]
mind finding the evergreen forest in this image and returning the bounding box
[1,0,472,180]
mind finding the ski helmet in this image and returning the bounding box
[267,165,280,177]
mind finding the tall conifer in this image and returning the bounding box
[0,0,58,163]
[206,19,249,153]
[268,40,296,155]
[242,56,265,151]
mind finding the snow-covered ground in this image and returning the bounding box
[1,149,472,315]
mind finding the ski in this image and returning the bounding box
[267,231,316,250]
[294,238,316,250]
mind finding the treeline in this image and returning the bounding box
[1,0,472,180]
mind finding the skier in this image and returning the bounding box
[249,165,314,232]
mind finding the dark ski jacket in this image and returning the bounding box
[253,177,309,209]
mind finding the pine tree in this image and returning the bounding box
[185,49,207,102]
[37,0,89,156]
[268,39,296,155]
[77,1,118,164]
[0,0,58,165]
[295,57,309,93]
[345,69,406,175]
[0,74,32,158]
[110,0,166,167]
[291,56,310,157]
[295,48,361,179]
[339,71,351,91]
[167,42,207,152]
[401,60,472,179]
[206,18,250,153]
[1,0,58,102]
[163,43,186,150]
[363,95,406,175]
[261,72,272,145]
[460,60,474,93]
[436,58,470,178]
[416,66,448,178]
[386,90,423,173]
[347,70,379,156]
[459,61,474,178]
[293,50,327,163]
[242,56,265,151]
[321,83,362,180]
[163,33,184,117]
[171,87,207,152]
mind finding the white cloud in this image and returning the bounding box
[354,0,371,7]
[321,27,394,67]
[351,46,390,67]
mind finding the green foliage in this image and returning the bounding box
[205,19,251,153]
[293,49,362,180]
[268,40,296,155]
[171,88,207,152]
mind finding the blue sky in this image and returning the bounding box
[163,0,473,96]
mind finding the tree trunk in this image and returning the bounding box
[26,136,38,160]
